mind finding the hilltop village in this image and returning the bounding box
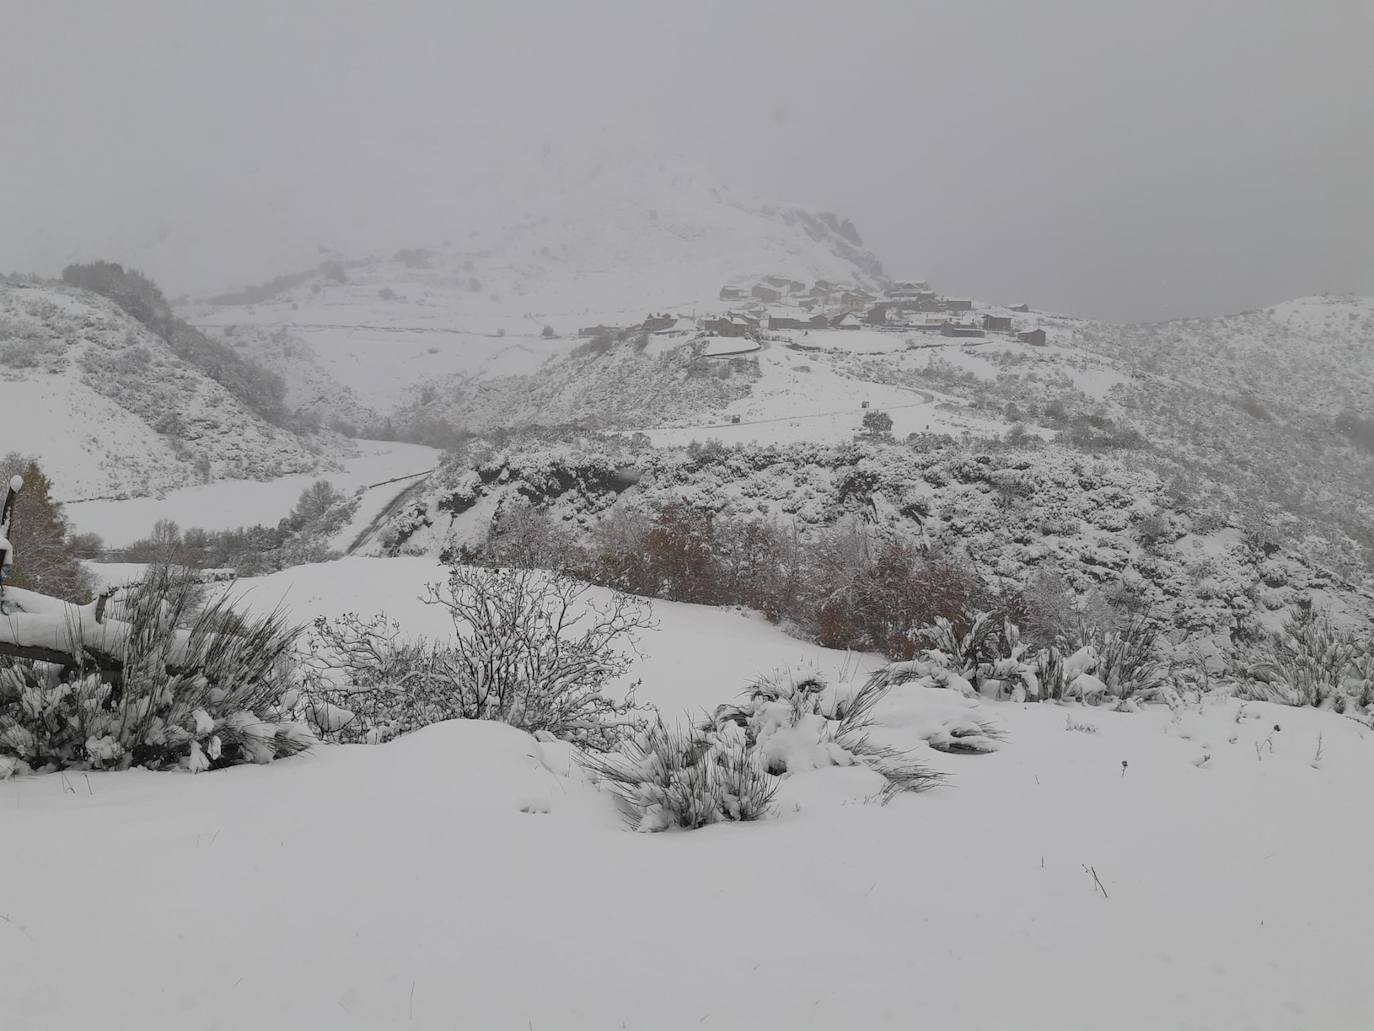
[584,277,1049,347]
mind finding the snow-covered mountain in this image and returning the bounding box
[181,142,887,415]
[0,280,336,499]
[183,191,1373,581]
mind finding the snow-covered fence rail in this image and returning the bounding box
[0,584,196,683]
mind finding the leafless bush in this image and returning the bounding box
[304,566,656,749]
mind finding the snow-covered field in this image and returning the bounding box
[3,557,1370,1030]
[64,441,439,546]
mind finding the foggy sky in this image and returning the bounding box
[3,0,1370,322]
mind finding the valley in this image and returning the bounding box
[3,165,1371,1031]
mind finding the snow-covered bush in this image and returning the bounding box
[303,566,655,749]
[580,718,779,831]
[1094,613,1173,703]
[581,661,1005,832]
[917,611,1005,676]
[1237,602,1372,709]
[0,572,312,776]
[709,665,993,792]
[910,607,1177,706]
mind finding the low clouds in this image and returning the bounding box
[2,0,1369,319]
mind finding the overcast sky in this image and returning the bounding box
[3,0,1370,321]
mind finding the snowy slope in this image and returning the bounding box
[0,282,332,498]
[1074,294,1374,411]
[3,557,1370,1031]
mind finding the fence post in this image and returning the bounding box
[0,474,21,602]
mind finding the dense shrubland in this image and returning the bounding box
[461,491,1163,666]
[394,430,1373,714]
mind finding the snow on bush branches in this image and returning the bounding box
[0,571,312,777]
[583,661,1006,831]
[302,566,655,749]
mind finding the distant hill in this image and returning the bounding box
[0,280,338,498]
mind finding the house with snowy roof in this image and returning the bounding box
[703,313,756,338]
[641,313,676,333]
[767,306,812,330]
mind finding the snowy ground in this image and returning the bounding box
[64,441,439,546]
[3,556,1371,1030]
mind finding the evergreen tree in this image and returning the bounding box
[0,455,93,602]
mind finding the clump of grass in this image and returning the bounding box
[579,719,779,832]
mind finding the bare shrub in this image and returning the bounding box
[304,566,655,749]
[478,499,578,571]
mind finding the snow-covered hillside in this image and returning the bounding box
[360,434,1374,654]
[1074,295,1374,413]
[4,557,1370,1031]
[0,281,333,498]
[182,142,887,415]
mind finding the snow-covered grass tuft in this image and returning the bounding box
[579,718,779,831]
[1095,613,1172,703]
[1236,601,1373,711]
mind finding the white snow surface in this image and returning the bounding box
[3,556,1371,1030]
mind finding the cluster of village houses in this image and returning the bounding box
[582,277,1047,346]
